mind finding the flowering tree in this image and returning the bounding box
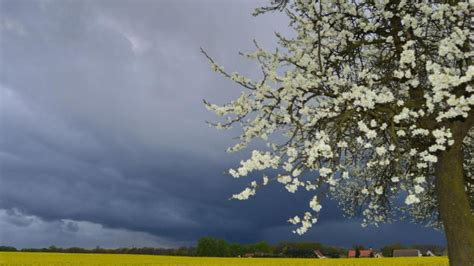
[203,0,473,264]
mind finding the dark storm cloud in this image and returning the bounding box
[0,209,180,248]
[0,0,445,248]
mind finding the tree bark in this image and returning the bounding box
[435,141,474,266]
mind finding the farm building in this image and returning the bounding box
[393,249,422,257]
[374,252,384,258]
[348,248,374,258]
[242,252,269,258]
[313,250,326,258]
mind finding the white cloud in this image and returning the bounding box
[95,14,150,55]
[0,17,26,36]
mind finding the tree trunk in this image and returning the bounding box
[435,143,474,266]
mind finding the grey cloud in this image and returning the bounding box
[0,209,181,248]
[64,221,80,233]
[3,209,34,227]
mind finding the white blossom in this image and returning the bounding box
[414,185,425,194]
[232,187,256,200]
[375,186,384,195]
[415,176,426,184]
[277,175,292,184]
[405,194,420,205]
[309,196,322,212]
[319,167,332,177]
[375,146,387,156]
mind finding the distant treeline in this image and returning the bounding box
[195,238,346,258]
[0,245,196,256]
[0,239,445,258]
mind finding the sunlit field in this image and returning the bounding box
[0,252,449,266]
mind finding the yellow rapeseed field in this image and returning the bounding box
[0,252,449,266]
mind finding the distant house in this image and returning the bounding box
[374,252,384,258]
[425,250,435,257]
[314,250,326,259]
[243,252,268,258]
[348,248,374,258]
[393,249,422,257]
[348,250,356,257]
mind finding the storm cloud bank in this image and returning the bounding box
[0,0,444,248]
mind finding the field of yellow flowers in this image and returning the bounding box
[0,252,449,266]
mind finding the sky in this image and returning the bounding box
[0,0,446,249]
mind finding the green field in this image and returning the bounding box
[0,252,449,266]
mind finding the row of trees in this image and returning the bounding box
[0,241,444,258]
[196,238,443,258]
[272,242,346,258]
[196,237,271,257]
[0,245,196,256]
[195,238,346,257]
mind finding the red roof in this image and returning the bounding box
[348,249,373,258]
